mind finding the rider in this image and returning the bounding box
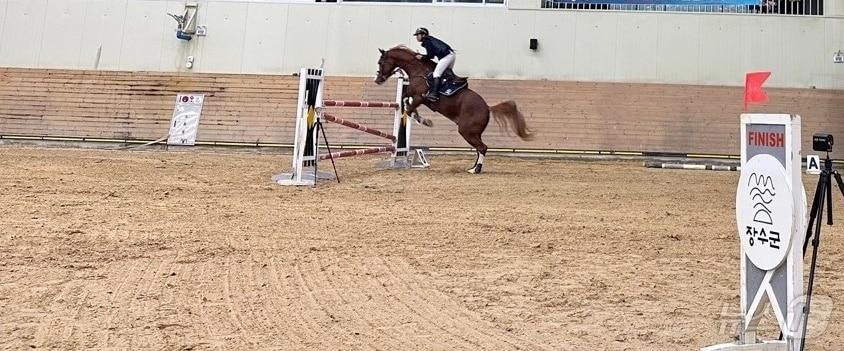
[413,27,455,102]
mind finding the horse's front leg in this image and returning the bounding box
[404,95,433,127]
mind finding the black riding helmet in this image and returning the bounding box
[413,27,429,36]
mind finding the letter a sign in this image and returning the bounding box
[807,155,821,174]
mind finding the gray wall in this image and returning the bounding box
[0,0,843,88]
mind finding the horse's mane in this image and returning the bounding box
[387,45,436,70]
[390,45,412,51]
[389,45,416,56]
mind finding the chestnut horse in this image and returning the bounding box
[374,46,533,174]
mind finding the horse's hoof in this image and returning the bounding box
[467,164,483,174]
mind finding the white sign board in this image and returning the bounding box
[706,114,806,351]
[806,155,821,174]
[738,114,804,350]
[168,94,205,146]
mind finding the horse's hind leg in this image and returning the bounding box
[458,122,488,174]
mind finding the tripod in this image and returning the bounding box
[797,153,844,351]
[312,119,341,186]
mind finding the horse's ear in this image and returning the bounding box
[379,48,386,55]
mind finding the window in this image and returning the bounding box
[541,0,823,15]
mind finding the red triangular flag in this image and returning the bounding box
[744,71,771,111]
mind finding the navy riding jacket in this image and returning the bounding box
[421,36,454,60]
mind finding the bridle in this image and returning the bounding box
[377,66,403,82]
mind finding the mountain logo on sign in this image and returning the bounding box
[748,172,776,225]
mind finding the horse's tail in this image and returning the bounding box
[489,100,534,141]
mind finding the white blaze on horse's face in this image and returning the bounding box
[374,69,384,85]
[376,52,401,86]
[375,49,390,85]
[375,65,389,85]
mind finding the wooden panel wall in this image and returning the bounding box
[1,68,842,156]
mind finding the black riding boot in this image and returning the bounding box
[425,78,441,102]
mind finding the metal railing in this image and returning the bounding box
[541,0,824,15]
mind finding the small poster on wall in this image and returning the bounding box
[168,94,205,146]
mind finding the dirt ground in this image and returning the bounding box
[1,145,841,350]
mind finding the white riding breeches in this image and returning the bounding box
[433,52,456,78]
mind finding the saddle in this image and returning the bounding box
[427,69,468,97]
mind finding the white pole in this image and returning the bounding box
[289,68,309,183]
[291,68,307,171]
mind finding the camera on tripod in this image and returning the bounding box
[798,132,842,350]
[813,133,833,152]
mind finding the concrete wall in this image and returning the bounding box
[0,0,843,89]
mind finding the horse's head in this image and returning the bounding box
[375,46,422,84]
[374,48,398,85]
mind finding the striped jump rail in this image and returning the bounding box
[644,161,739,172]
[323,100,399,108]
[323,114,397,142]
[319,146,396,160]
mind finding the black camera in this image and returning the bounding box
[813,133,834,152]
